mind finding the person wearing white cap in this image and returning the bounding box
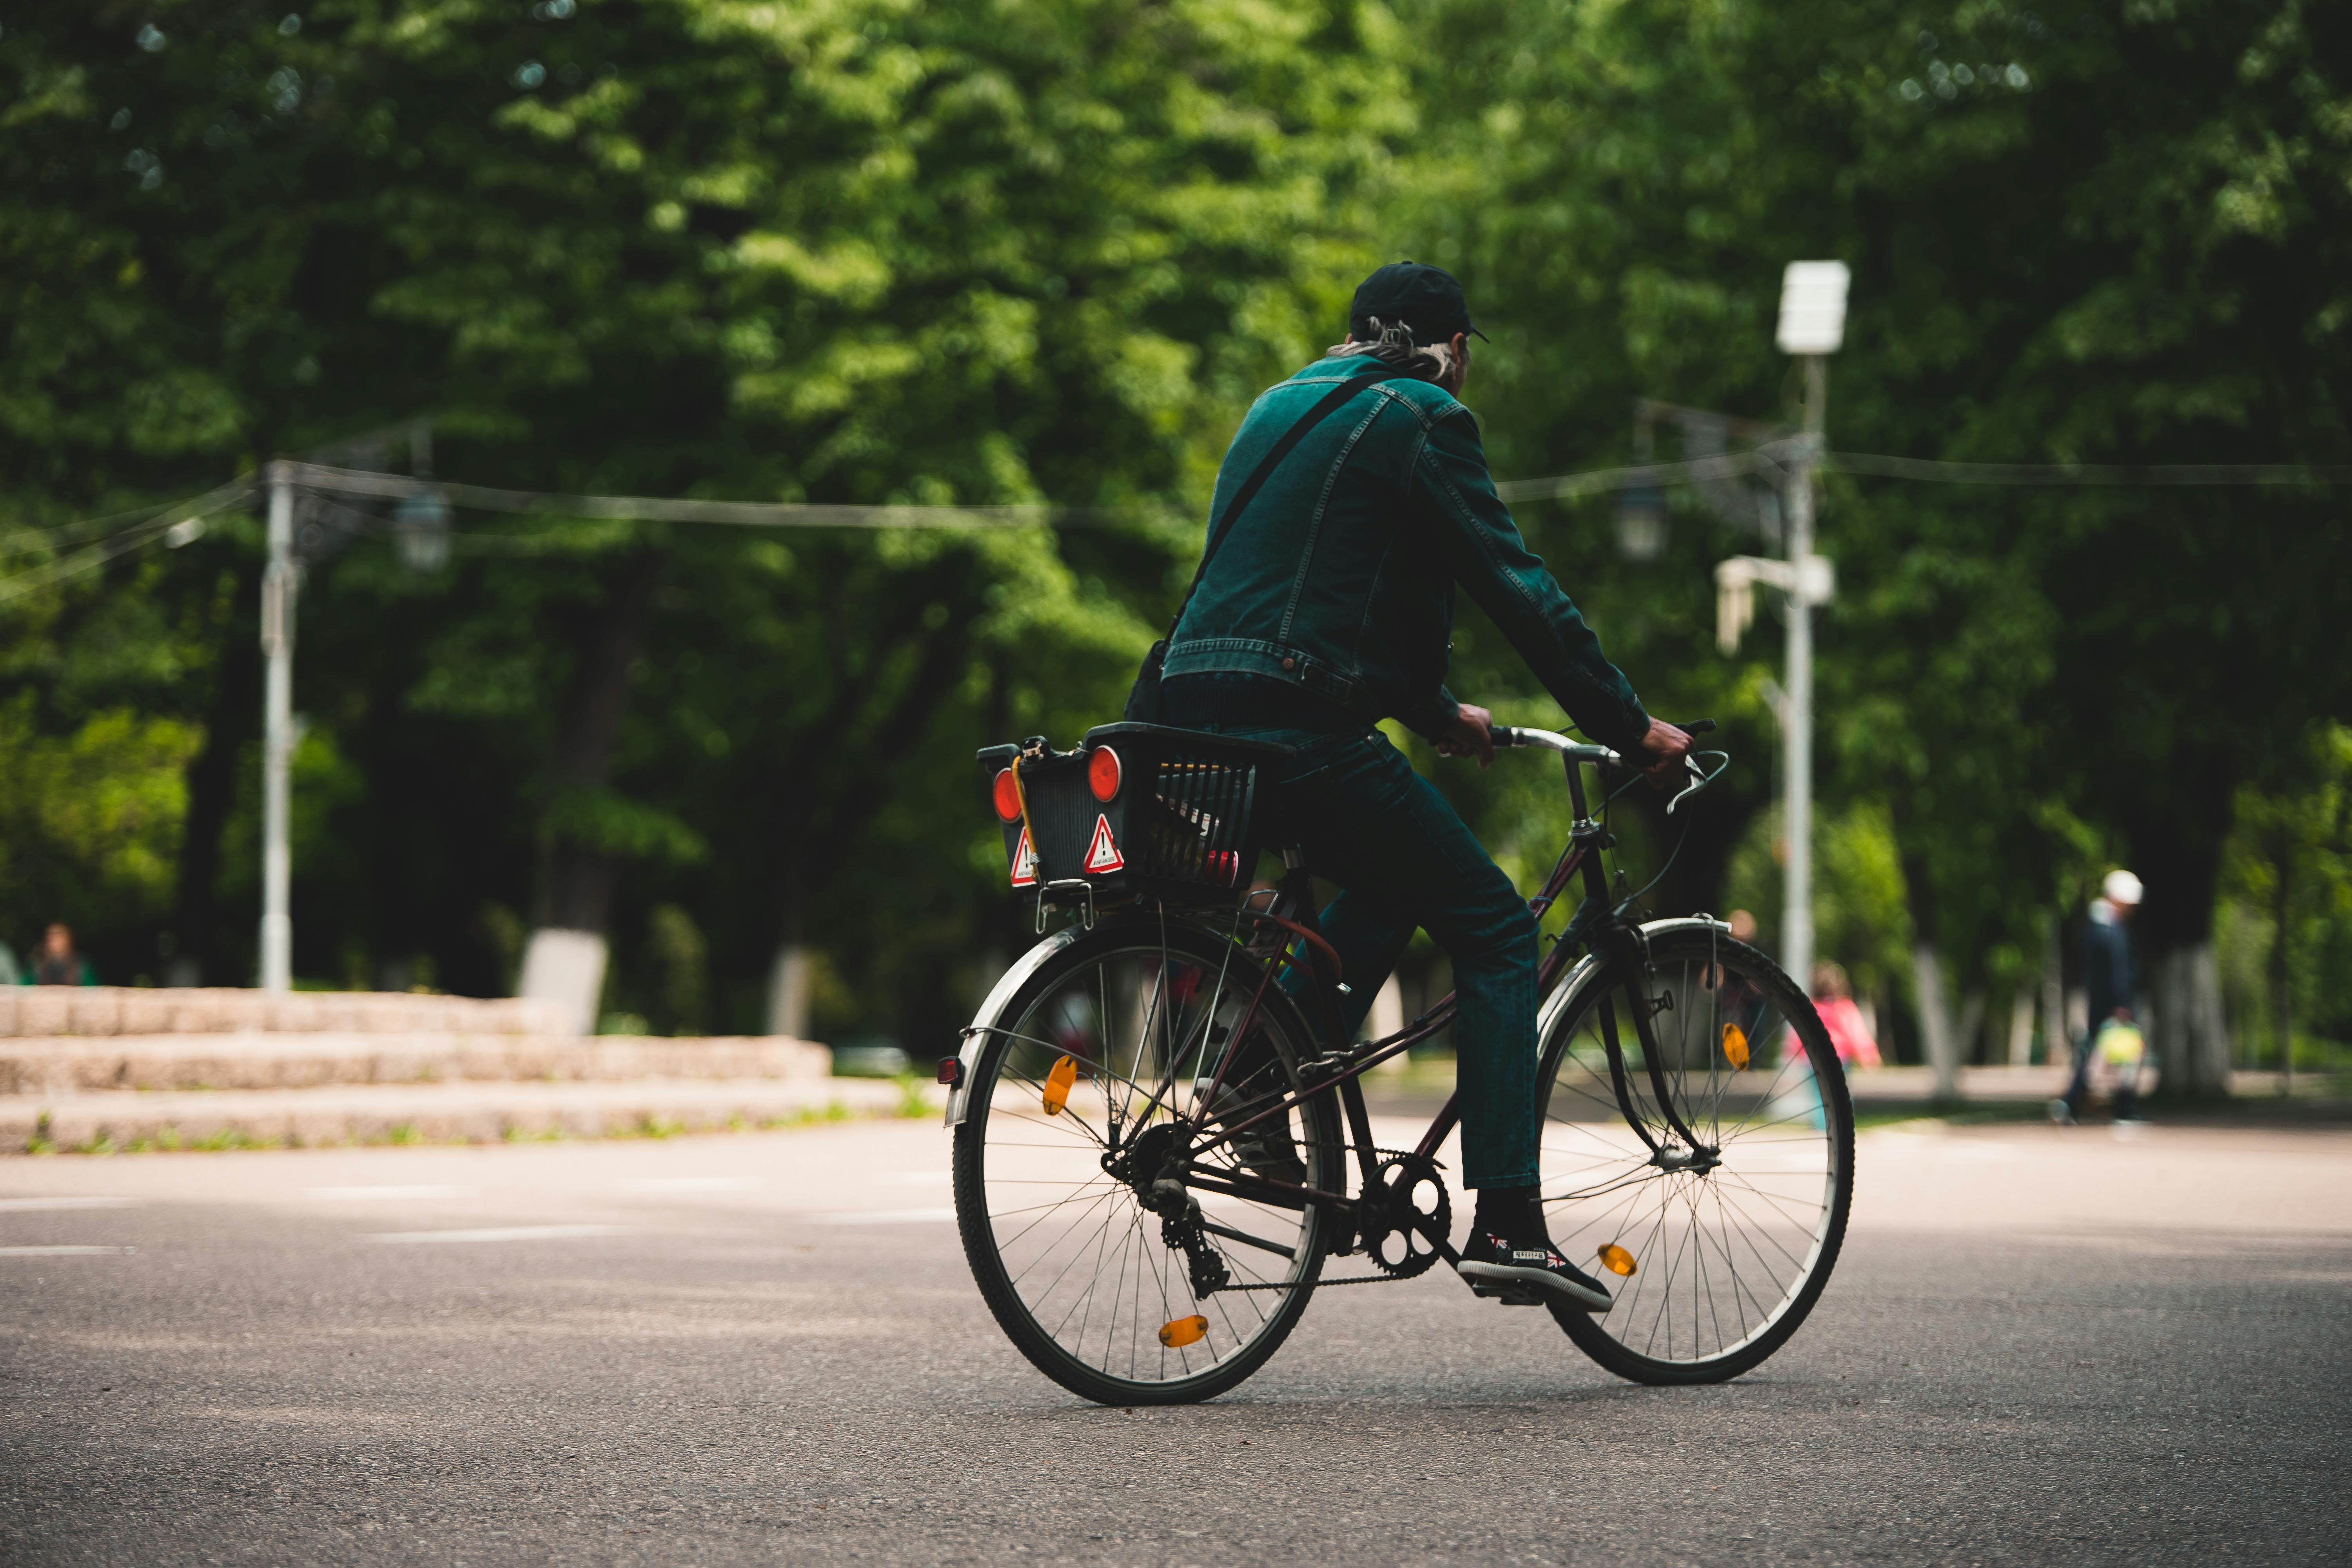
[2051,869,2144,1124]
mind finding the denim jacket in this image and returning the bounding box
[1162,358,1650,750]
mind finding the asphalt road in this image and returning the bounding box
[2,1113,2347,1565]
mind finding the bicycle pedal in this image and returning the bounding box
[1468,1284,1542,1307]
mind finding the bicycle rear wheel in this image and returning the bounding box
[1535,922,1853,1383]
[952,915,1338,1405]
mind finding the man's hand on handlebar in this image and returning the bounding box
[1434,702,1496,770]
[1635,718,1693,786]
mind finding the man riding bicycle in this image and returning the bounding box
[1158,261,1692,1312]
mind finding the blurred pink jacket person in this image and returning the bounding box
[1814,994,1881,1068]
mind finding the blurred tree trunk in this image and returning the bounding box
[2040,924,2066,1071]
[763,870,811,1040]
[2124,750,2235,1100]
[2005,988,2035,1067]
[2270,834,2294,1090]
[1900,848,1963,1100]
[1908,945,1960,1101]
[759,561,977,1040]
[1955,988,1987,1071]
[169,563,261,987]
[519,552,662,1034]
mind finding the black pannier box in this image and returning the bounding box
[976,723,1292,908]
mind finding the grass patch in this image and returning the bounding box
[15,1090,912,1157]
[893,1072,933,1119]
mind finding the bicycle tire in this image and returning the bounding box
[1535,923,1853,1384]
[953,915,1339,1405]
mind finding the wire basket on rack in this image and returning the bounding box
[977,722,1292,909]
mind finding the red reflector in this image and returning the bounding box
[1087,747,1122,802]
[937,1057,964,1087]
[991,768,1021,821]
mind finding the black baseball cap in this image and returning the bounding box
[1349,261,1489,344]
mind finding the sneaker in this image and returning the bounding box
[2047,1098,2076,1126]
[1456,1230,1613,1312]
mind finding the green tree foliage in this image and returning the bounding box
[0,0,1397,1013]
[2219,725,2352,1073]
[1388,0,2352,1085]
[4,0,2347,1083]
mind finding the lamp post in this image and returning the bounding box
[256,421,445,994]
[1768,261,1849,990]
[259,462,297,993]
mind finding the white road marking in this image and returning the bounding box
[0,1245,136,1256]
[307,1185,470,1201]
[622,1177,754,1192]
[809,1208,955,1225]
[363,1225,630,1245]
[0,1196,140,1212]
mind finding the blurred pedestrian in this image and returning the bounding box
[0,937,20,985]
[32,923,94,986]
[1809,962,1882,1069]
[2051,870,2140,1124]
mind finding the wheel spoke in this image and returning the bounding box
[958,931,1330,1398]
[1538,930,1850,1377]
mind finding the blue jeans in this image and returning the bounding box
[1193,723,1540,1189]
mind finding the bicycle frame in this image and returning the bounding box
[1161,738,1716,1263]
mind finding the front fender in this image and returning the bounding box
[943,925,1087,1127]
[1533,915,1736,1044]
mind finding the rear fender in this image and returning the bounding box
[944,926,1086,1127]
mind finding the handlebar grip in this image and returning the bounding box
[1670,718,1717,735]
[1491,725,1527,748]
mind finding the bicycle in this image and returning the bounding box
[942,720,1853,1405]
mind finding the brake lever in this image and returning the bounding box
[1664,751,1730,816]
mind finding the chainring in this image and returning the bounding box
[1358,1153,1452,1280]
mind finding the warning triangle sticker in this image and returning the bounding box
[1083,815,1125,874]
[1009,827,1038,887]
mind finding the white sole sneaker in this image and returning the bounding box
[1457,1258,1613,1312]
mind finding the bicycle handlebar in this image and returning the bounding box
[1490,725,1619,763]
[1491,718,1714,756]
[1491,719,1725,816]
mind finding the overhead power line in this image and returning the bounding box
[1499,449,2352,503]
[1817,453,2352,486]
[283,463,1160,529]
[0,479,258,606]
[1495,453,1775,504]
[7,444,2349,606]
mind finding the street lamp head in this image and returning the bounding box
[1613,483,1669,561]
[392,485,452,573]
[1776,261,1850,356]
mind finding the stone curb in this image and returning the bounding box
[0,1034,829,1094]
[0,987,568,1039]
[1,1076,940,1153]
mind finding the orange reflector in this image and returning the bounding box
[1598,1243,1637,1277]
[1042,1054,1078,1116]
[1087,746,1122,802]
[1721,1022,1749,1069]
[1158,1314,1208,1348]
[991,768,1022,822]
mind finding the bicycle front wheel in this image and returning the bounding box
[1535,922,1853,1384]
[953,915,1338,1405]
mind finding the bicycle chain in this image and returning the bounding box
[1203,1149,1451,1294]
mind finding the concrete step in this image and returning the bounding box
[0,1033,829,1094]
[0,985,564,1038]
[3,1076,942,1154]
